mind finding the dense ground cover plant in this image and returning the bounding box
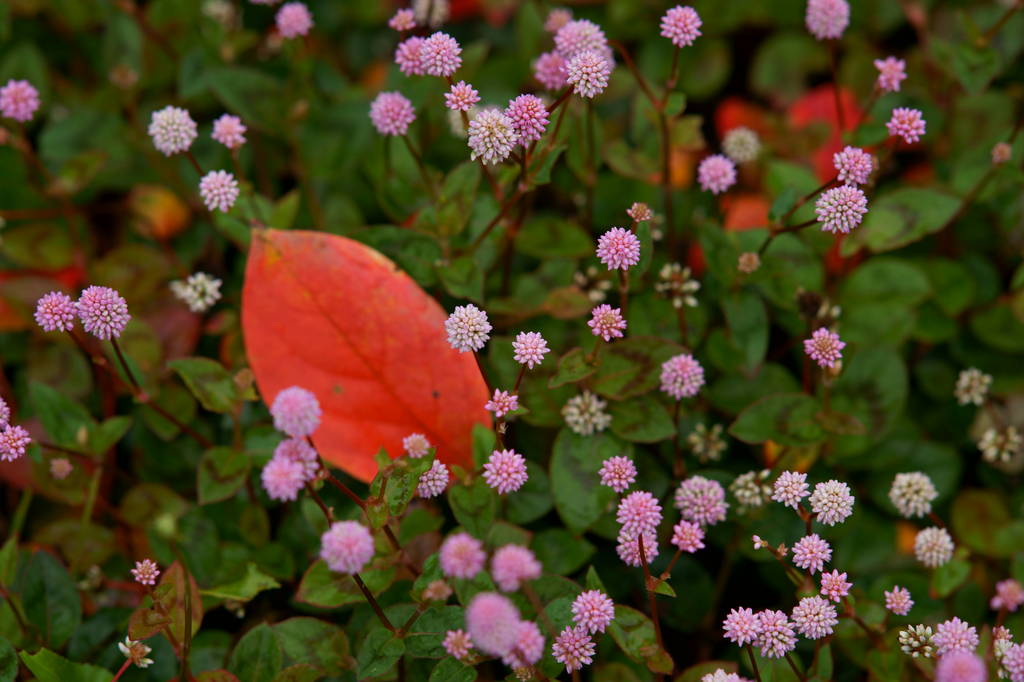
[1,0,1023,680]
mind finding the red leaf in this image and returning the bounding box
[242,229,489,482]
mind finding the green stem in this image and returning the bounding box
[81,465,103,524]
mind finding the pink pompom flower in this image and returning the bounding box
[0,79,40,122]
[271,386,321,437]
[534,51,568,90]
[804,327,845,369]
[616,490,663,536]
[467,108,519,165]
[933,617,979,656]
[554,19,607,59]
[403,433,431,458]
[660,353,705,399]
[819,569,852,602]
[320,520,375,574]
[212,114,247,149]
[77,286,130,340]
[420,32,462,77]
[1004,644,1024,682]
[50,458,73,480]
[660,6,702,48]
[992,579,1024,612]
[34,291,76,332]
[0,397,8,428]
[886,107,926,144]
[148,106,197,156]
[772,471,809,509]
[442,629,472,660]
[596,227,641,270]
[505,94,549,144]
[388,8,416,32]
[491,544,542,591]
[275,437,318,480]
[598,456,637,493]
[572,590,615,634]
[445,81,480,112]
[395,37,426,76]
[805,0,849,41]
[131,559,160,586]
[874,56,907,93]
[503,620,545,668]
[276,2,313,38]
[369,91,416,137]
[512,331,549,369]
[935,650,987,682]
[483,449,528,494]
[833,146,873,185]
[791,596,838,640]
[439,532,486,579]
[544,8,572,33]
[815,185,867,234]
[417,459,449,498]
[466,592,521,656]
[792,534,832,574]
[723,607,762,646]
[445,304,491,352]
[755,610,797,658]
[675,475,729,526]
[697,154,737,194]
[884,586,913,616]
[199,170,240,213]
[551,626,595,673]
[566,50,611,99]
[261,455,306,501]
[485,389,519,419]
[616,529,659,567]
[809,479,854,525]
[671,520,706,553]
[588,304,627,342]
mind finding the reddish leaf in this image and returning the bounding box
[242,229,489,482]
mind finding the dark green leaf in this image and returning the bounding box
[356,630,404,679]
[169,357,239,413]
[229,623,283,682]
[447,478,497,539]
[197,447,250,504]
[729,393,826,447]
[18,649,111,682]
[549,429,621,533]
[18,551,81,649]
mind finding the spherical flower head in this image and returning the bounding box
[388,8,416,31]
[544,8,572,33]
[422,580,451,604]
[819,570,852,602]
[588,304,627,342]
[50,457,73,480]
[791,596,838,640]
[833,146,874,185]
[722,127,760,163]
[403,432,431,458]
[809,479,854,525]
[551,626,595,673]
[554,19,608,59]
[889,471,938,518]
[0,397,7,428]
[992,579,1024,612]
[596,227,641,271]
[566,50,611,99]
[483,449,528,494]
[915,526,954,568]
[675,475,729,526]
[512,331,549,369]
[598,456,636,493]
[170,272,223,312]
[885,586,914,616]
[815,185,867,234]
[804,328,846,369]
[131,559,160,586]
[0,79,40,122]
[34,291,76,332]
[660,6,702,47]
[993,142,1012,165]
[886,107,926,144]
[276,2,312,38]
[417,459,449,498]
[616,529,659,567]
[627,202,653,222]
[935,650,986,682]
[955,368,991,406]
[1003,644,1024,681]
[118,637,154,669]
[439,532,486,579]
[466,592,521,657]
[467,108,518,165]
[933,618,979,656]
[702,671,747,682]
[442,629,472,660]
[805,0,849,40]
[503,620,545,669]
[874,56,907,93]
[792,534,832,574]
[698,154,738,194]
[900,624,936,658]
[261,455,306,501]
[369,91,416,137]
[270,386,321,437]
[77,286,130,340]
[562,391,612,435]
[320,521,374,574]
[723,608,762,646]
[274,437,318,480]
[211,114,247,149]
[756,610,797,658]
[445,303,491,352]
[199,170,239,213]
[772,471,809,509]
[616,490,663,536]
[671,520,706,553]
[444,81,479,113]
[148,106,197,156]
[533,51,568,90]
[420,32,462,77]
[660,353,705,399]
[395,37,427,76]
[505,94,549,144]
[485,389,519,419]
[738,252,761,274]
[571,590,614,634]
[491,544,542,592]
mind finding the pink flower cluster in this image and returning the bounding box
[598,456,637,493]
[588,304,627,342]
[369,91,416,137]
[804,327,845,368]
[596,227,641,270]
[660,353,705,399]
[483,449,528,494]
[270,386,321,438]
[395,32,462,78]
[0,79,40,122]
[320,520,375,574]
[675,475,729,526]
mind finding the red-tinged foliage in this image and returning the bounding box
[714,97,770,139]
[723,193,770,231]
[787,85,861,182]
[242,229,489,482]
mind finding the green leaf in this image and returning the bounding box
[722,291,769,371]
[29,381,95,449]
[447,478,497,539]
[970,302,1024,353]
[0,636,17,682]
[533,528,595,575]
[271,664,321,682]
[932,555,971,597]
[841,188,960,255]
[436,256,484,302]
[840,258,931,306]
[607,605,673,674]
[951,489,1011,558]
[428,657,475,682]
[729,393,826,447]
[831,349,908,455]
[274,617,349,676]
[295,560,394,609]
[549,429,620,533]
[270,190,301,230]
[169,357,239,413]
[356,630,404,679]
[506,461,553,525]
[769,187,799,222]
[515,216,593,259]
[18,649,112,682]
[133,561,203,645]
[548,347,596,388]
[590,336,686,400]
[609,395,676,443]
[635,221,654,277]
[197,447,251,504]
[18,551,81,649]
[87,417,131,455]
[202,563,280,602]
[229,623,283,682]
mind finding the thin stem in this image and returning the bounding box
[397,602,428,636]
[306,482,334,523]
[928,512,946,530]
[111,338,142,392]
[523,582,558,639]
[664,46,681,97]
[512,365,527,394]
[746,644,763,682]
[785,652,807,682]
[354,573,396,632]
[981,0,1022,44]
[185,150,203,176]
[111,659,133,682]
[779,178,835,225]
[854,87,880,130]
[81,465,103,523]
[402,135,439,200]
[323,470,367,510]
[382,524,421,577]
[618,270,629,322]
[637,534,666,675]
[610,40,659,108]
[0,585,32,641]
[464,186,526,255]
